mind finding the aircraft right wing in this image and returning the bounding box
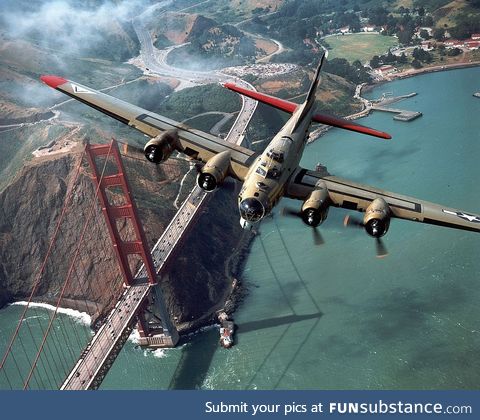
[286,168,480,233]
[40,75,257,181]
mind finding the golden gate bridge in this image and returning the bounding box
[0,139,213,390]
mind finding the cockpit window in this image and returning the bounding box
[267,168,281,179]
[266,149,284,163]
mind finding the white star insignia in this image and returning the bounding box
[442,209,480,223]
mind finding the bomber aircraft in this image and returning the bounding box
[40,54,480,257]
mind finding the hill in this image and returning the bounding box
[145,12,257,69]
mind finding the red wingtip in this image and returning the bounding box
[40,75,68,88]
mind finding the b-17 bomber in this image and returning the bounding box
[40,53,480,258]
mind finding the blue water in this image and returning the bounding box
[2,67,480,389]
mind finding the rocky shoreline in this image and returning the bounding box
[0,146,248,339]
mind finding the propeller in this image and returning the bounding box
[343,215,388,258]
[312,226,324,246]
[281,207,300,218]
[343,214,363,229]
[192,162,236,192]
[118,141,144,158]
[375,237,388,259]
[281,206,325,246]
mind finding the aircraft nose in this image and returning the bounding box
[239,198,265,222]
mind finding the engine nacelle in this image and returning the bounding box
[144,130,178,164]
[197,150,231,192]
[301,183,330,227]
[364,197,391,238]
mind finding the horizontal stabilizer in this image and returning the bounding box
[223,82,297,113]
[311,112,391,139]
[223,82,391,140]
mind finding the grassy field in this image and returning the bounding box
[326,33,398,63]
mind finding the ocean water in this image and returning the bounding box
[1,67,479,389]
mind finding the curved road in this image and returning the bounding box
[132,16,257,145]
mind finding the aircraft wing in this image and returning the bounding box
[40,75,256,180]
[286,168,480,233]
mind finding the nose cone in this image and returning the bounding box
[239,198,265,222]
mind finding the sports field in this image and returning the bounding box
[326,33,398,63]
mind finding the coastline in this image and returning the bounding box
[9,301,92,326]
[309,61,480,143]
[363,60,480,91]
[388,60,480,80]
[175,229,255,335]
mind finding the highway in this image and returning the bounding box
[132,17,257,145]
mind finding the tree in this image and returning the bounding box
[384,50,396,63]
[447,47,462,56]
[433,28,445,41]
[420,29,431,40]
[469,0,480,7]
[411,58,423,69]
[370,55,381,68]
[398,28,414,45]
[424,16,434,27]
[412,47,432,63]
[398,52,408,63]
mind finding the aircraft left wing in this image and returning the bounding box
[287,168,480,233]
[40,75,256,180]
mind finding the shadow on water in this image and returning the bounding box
[168,328,218,389]
[168,313,323,389]
[238,312,323,334]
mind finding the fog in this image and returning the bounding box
[1,0,149,56]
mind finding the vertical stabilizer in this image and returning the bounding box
[294,52,328,128]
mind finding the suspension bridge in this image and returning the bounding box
[0,138,224,390]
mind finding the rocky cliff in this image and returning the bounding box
[0,145,245,327]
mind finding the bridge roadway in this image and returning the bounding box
[61,156,245,390]
[61,185,206,389]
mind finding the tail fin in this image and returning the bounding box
[294,51,328,129]
[304,51,327,109]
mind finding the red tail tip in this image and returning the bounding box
[40,75,67,88]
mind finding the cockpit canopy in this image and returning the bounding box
[266,149,284,163]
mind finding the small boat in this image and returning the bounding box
[219,321,235,348]
[218,311,235,348]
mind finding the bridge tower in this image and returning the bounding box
[86,139,179,347]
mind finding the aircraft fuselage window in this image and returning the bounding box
[256,167,267,177]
